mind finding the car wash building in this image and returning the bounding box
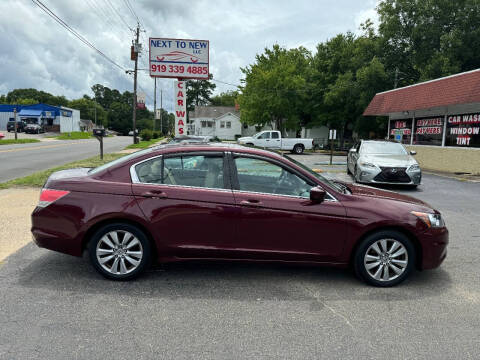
[0,103,80,133]
[364,69,480,175]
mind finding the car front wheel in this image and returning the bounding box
[88,223,151,280]
[354,230,415,287]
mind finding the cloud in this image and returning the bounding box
[0,0,379,112]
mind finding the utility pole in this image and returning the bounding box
[394,67,399,89]
[153,77,156,132]
[132,23,140,144]
[13,108,18,140]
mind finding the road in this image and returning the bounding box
[0,153,479,359]
[0,136,132,182]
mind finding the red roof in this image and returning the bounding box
[363,69,480,116]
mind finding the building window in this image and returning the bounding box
[226,121,231,128]
[220,121,225,128]
[389,119,412,144]
[201,121,207,128]
[413,117,443,146]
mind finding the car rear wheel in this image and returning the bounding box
[88,223,151,280]
[293,144,304,154]
[354,230,415,287]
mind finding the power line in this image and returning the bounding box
[31,0,127,71]
[122,0,140,25]
[104,0,133,31]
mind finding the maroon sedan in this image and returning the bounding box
[31,143,448,286]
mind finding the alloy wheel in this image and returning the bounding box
[96,230,143,275]
[363,239,408,282]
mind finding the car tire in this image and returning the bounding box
[246,143,254,146]
[347,163,351,175]
[88,223,151,280]
[293,144,304,154]
[354,230,415,287]
[353,166,359,183]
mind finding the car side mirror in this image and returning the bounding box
[410,150,417,156]
[310,187,326,203]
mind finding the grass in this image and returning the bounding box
[55,131,93,140]
[125,138,164,149]
[0,139,40,145]
[0,153,125,189]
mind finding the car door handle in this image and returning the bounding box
[240,199,262,207]
[140,190,167,199]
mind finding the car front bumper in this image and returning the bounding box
[418,226,449,270]
[356,165,422,185]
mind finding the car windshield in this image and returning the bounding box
[284,155,344,193]
[88,148,154,174]
[362,142,407,155]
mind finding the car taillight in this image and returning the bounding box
[38,189,70,208]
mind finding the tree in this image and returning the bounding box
[185,74,216,113]
[69,98,107,126]
[377,0,480,84]
[209,90,239,106]
[238,45,311,134]
[5,88,69,106]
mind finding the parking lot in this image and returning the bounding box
[0,153,479,359]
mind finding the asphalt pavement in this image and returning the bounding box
[0,136,132,182]
[0,153,479,359]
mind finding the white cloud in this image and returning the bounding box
[0,0,379,111]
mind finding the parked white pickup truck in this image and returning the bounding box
[237,130,314,154]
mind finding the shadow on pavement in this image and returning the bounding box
[9,244,452,303]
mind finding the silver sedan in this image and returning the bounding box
[347,140,421,187]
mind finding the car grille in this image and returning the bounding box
[373,167,411,183]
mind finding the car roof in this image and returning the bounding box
[149,142,285,160]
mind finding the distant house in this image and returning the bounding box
[79,119,94,132]
[188,106,242,140]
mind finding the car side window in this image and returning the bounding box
[258,132,271,139]
[163,155,225,189]
[234,157,313,198]
[271,132,279,139]
[135,157,163,184]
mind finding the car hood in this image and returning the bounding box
[238,136,253,143]
[361,154,417,168]
[346,182,433,209]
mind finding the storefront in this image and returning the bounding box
[364,69,480,174]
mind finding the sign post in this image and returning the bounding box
[329,129,337,165]
[13,108,18,141]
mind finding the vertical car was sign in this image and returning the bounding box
[149,38,209,80]
[175,81,186,135]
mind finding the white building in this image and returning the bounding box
[188,106,242,140]
[0,103,80,133]
[187,105,329,145]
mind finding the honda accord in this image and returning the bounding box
[31,143,448,286]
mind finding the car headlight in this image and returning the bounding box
[408,164,421,172]
[359,161,377,169]
[411,211,445,228]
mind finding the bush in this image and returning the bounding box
[152,131,161,139]
[140,129,153,141]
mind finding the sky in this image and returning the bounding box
[0,0,378,112]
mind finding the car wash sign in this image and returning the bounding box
[446,113,480,147]
[149,38,209,80]
[175,81,187,135]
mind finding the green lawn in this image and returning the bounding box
[55,132,93,140]
[0,139,40,145]
[0,153,125,189]
[125,138,164,149]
